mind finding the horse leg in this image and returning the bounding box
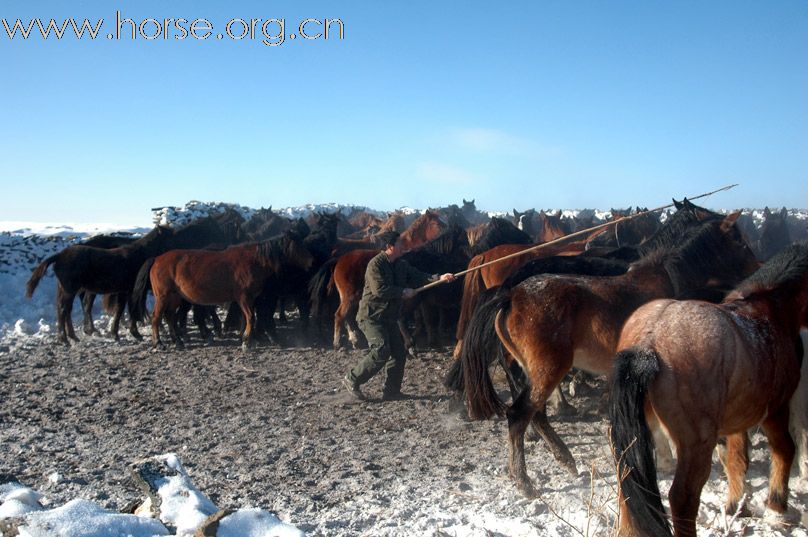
[668,442,715,537]
[506,389,541,497]
[55,286,73,344]
[164,299,184,349]
[277,297,287,324]
[126,295,143,341]
[239,298,255,351]
[718,432,750,517]
[192,305,212,342]
[791,335,808,478]
[81,291,96,335]
[546,384,576,417]
[647,412,676,473]
[397,318,415,356]
[345,303,364,349]
[65,296,79,342]
[208,306,223,339]
[108,292,127,341]
[761,408,796,514]
[223,302,241,335]
[151,294,166,348]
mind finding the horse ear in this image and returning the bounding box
[764,207,771,216]
[780,207,788,217]
[721,211,742,231]
[673,198,683,210]
[513,209,519,218]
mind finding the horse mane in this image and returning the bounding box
[635,220,748,298]
[636,203,722,257]
[504,256,628,290]
[256,233,304,272]
[472,217,531,255]
[402,224,471,275]
[418,224,470,257]
[734,241,808,297]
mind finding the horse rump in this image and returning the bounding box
[608,346,671,537]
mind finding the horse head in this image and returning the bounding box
[283,231,315,272]
[757,207,792,261]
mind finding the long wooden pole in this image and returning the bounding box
[414,183,738,294]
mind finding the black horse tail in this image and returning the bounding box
[443,357,464,392]
[308,257,338,319]
[460,286,511,420]
[131,257,156,322]
[26,254,58,298]
[609,347,671,537]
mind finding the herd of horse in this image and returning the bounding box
[24,198,808,536]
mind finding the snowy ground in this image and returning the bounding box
[1,203,807,536]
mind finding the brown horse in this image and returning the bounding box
[144,233,314,350]
[313,211,448,348]
[609,241,808,537]
[453,231,607,359]
[454,199,726,359]
[331,210,445,256]
[460,214,758,497]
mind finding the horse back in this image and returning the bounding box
[619,299,799,433]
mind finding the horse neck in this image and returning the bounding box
[399,217,437,250]
[621,263,677,301]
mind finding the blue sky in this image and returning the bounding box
[1,1,806,224]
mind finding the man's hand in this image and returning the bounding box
[440,273,456,283]
[402,288,415,300]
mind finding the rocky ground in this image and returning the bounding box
[1,323,807,537]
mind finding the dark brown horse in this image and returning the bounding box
[75,234,137,336]
[27,226,173,343]
[609,241,808,537]
[143,233,314,350]
[756,206,792,261]
[459,214,758,497]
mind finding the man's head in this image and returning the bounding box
[379,231,404,260]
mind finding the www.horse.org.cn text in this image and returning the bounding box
[1,11,345,47]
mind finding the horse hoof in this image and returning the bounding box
[130,332,143,341]
[549,401,577,417]
[516,480,539,499]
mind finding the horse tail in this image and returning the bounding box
[443,357,464,392]
[131,257,156,322]
[308,257,338,319]
[26,254,58,298]
[455,254,486,346]
[461,286,511,419]
[608,347,671,537]
[102,293,118,314]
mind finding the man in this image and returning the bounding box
[343,230,455,401]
